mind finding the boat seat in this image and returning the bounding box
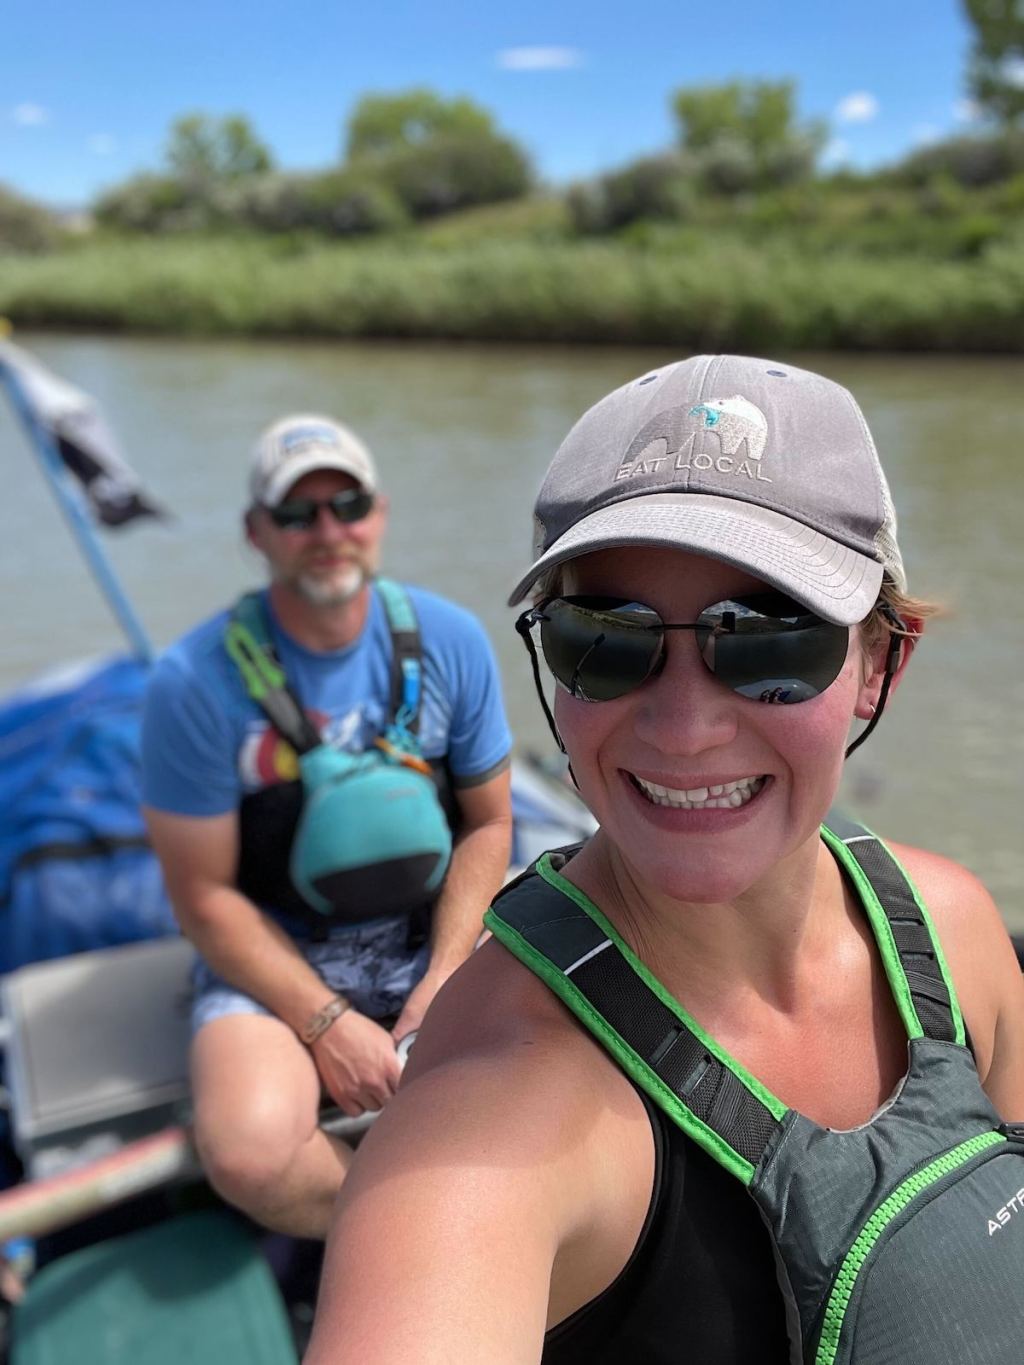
[11,1207,297,1365]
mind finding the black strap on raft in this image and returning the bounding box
[224,578,423,750]
[484,818,961,1186]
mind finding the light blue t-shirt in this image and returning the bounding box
[141,583,512,819]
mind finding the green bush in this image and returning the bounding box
[93,175,198,232]
[893,131,1024,188]
[568,154,694,233]
[3,235,1024,352]
[367,131,532,218]
[0,184,57,252]
[217,171,408,235]
[416,196,570,247]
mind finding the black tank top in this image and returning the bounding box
[543,1091,789,1364]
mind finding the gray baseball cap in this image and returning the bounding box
[508,354,905,625]
[249,413,378,507]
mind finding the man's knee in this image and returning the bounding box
[192,1054,321,1197]
[194,1106,311,1211]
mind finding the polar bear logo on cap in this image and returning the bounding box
[687,395,768,462]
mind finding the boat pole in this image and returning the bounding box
[0,324,154,663]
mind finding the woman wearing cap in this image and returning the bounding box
[306,357,1024,1364]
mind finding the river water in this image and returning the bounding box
[1,334,1022,929]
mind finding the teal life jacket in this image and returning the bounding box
[225,580,454,931]
[485,815,1024,1365]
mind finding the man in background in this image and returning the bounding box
[141,414,512,1237]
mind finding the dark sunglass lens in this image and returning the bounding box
[540,598,663,701]
[698,593,849,703]
[270,499,316,530]
[328,490,374,523]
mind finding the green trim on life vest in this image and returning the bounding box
[224,603,287,701]
[821,825,965,1048]
[485,849,792,1187]
[813,1129,1004,1365]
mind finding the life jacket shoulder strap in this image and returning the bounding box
[484,851,786,1188]
[224,581,425,750]
[484,819,965,1189]
[224,593,321,754]
[822,812,965,1047]
[375,577,422,737]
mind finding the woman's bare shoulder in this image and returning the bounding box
[886,840,1010,959]
[401,936,633,1129]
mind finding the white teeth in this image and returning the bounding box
[633,774,766,810]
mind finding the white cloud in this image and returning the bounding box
[496,47,584,71]
[1002,55,1024,89]
[953,97,981,123]
[88,133,116,156]
[911,123,941,147]
[12,103,50,127]
[834,91,879,124]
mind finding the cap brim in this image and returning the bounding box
[507,494,883,626]
[260,453,375,506]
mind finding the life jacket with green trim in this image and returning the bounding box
[226,580,455,932]
[485,813,1024,1365]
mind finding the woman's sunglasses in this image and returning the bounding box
[266,489,375,532]
[515,591,851,706]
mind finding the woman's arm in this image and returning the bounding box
[305,945,655,1364]
[305,1053,563,1364]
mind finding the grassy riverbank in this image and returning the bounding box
[3,230,1024,350]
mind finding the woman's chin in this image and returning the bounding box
[626,853,766,907]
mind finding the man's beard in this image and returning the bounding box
[286,559,369,608]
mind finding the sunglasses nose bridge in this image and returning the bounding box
[630,626,740,747]
[657,623,713,684]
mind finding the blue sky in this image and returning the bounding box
[1,0,981,208]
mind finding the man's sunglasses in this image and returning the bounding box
[515,591,851,707]
[266,489,375,532]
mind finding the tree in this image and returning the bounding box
[344,88,494,161]
[341,89,532,217]
[165,113,273,187]
[0,183,57,252]
[672,80,825,192]
[963,0,1024,125]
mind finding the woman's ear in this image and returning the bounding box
[853,616,922,720]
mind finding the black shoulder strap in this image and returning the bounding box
[484,855,786,1188]
[484,819,966,1188]
[821,813,964,1046]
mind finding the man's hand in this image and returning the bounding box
[311,1009,402,1116]
[392,966,452,1044]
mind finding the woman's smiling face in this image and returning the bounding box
[553,545,873,905]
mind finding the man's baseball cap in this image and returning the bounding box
[249,414,378,508]
[508,354,906,626]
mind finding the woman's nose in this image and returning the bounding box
[630,634,739,755]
